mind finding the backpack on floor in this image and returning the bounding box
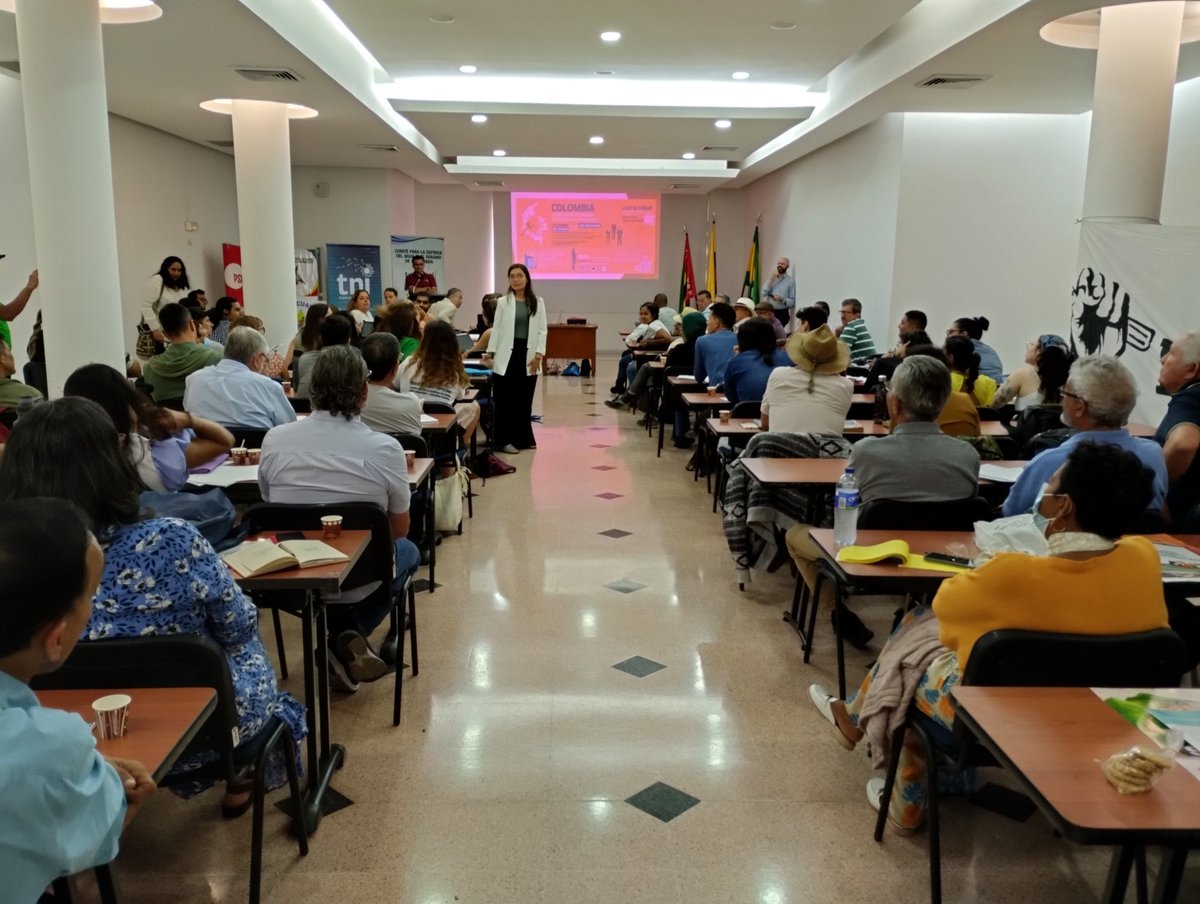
[470,451,516,478]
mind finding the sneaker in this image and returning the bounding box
[866,777,919,837]
[335,630,389,683]
[497,444,519,454]
[608,385,622,395]
[327,649,360,694]
[808,684,856,750]
[603,398,624,409]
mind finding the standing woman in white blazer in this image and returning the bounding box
[484,263,548,453]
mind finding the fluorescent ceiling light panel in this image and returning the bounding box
[471,114,488,123]
[589,136,604,145]
[600,31,621,42]
[459,64,478,74]
[448,156,733,179]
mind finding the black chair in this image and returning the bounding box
[874,627,1187,904]
[656,366,692,457]
[288,396,311,414]
[712,400,761,514]
[33,635,309,904]
[975,406,1004,421]
[1009,404,1064,453]
[241,502,417,727]
[803,496,995,698]
[24,360,48,396]
[229,427,269,449]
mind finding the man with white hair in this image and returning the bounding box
[762,257,795,328]
[183,325,296,429]
[1156,330,1200,524]
[1002,355,1167,516]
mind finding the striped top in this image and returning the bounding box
[840,318,877,362]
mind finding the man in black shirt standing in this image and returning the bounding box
[1156,330,1200,526]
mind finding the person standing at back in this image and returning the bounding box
[762,257,796,328]
[485,263,548,454]
[139,256,190,355]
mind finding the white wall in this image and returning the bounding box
[413,184,493,325]
[0,75,38,363]
[1161,75,1200,227]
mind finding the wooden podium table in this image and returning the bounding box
[545,323,598,373]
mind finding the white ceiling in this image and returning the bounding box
[0,0,1198,193]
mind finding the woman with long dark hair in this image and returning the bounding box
[993,334,1072,410]
[944,335,997,406]
[485,263,548,453]
[397,320,481,445]
[378,300,423,360]
[139,255,190,353]
[947,315,1004,381]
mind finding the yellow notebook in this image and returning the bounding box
[835,540,970,573]
[221,539,348,578]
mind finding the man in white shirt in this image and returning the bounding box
[731,297,756,332]
[259,345,421,692]
[183,326,296,429]
[609,298,673,397]
[427,287,463,325]
[360,332,424,436]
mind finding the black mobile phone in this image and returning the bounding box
[274,531,307,542]
[924,552,973,568]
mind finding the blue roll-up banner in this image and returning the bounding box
[326,243,383,309]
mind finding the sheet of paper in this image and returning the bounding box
[186,464,259,488]
[419,413,438,424]
[978,463,1023,484]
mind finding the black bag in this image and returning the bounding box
[470,452,516,477]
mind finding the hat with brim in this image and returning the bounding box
[786,324,850,374]
[733,297,756,313]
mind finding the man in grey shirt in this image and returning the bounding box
[360,332,424,436]
[785,355,980,646]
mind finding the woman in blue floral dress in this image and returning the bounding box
[0,397,306,809]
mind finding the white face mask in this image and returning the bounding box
[1031,482,1051,534]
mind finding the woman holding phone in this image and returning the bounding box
[485,264,548,453]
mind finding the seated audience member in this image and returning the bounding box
[754,301,787,344]
[346,289,374,336]
[65,363,233,493]
[864,328,932,393]
[395,320,481,444]
[795,304,829,333]
[786,355,980,647]
[641,311,708,442]
[993,333,1071,411]
[378,300,423,361]
[686,289,713,318]
[608,300,673,398]
[947,315,1004,381]
[835,298,877,362]
[184,288,208,310]
[384,287,400,305]
[412,292,432,315]
[237,315,291,381]
[1003,355,1168,516]
[731,298,755,331]
[0,400,305,811]
[183,326,296,429]
[296,313,354,400]
[466,295,498,355]
[694,301,738,388]
[473,293,497,333]
[944,335,997,406]
[903,344,980,437]
[142,303,222,402]
[0,499,155,900]
[259,345,422,691]
[0,338,42,407]
[886,310,927,357]
[724,318,791,405]
[195,313,223,352]
[814,300,831,316]
[1156,331,1200,525]
[360,332,424,436]
[428,287,464,324]
[810,443,1168,833]
[761,325,852,434]
[208,296,243,345]
[291,302,329,370]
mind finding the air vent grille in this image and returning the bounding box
[234,67,302,83]
[474,180,506,187]
[915,74,991,89]
[670,184,701,190]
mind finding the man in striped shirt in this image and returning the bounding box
[836,298,877,363]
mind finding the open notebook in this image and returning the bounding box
[835,540,972,573]
[221,539,348,578]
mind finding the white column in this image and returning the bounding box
[1081,1,1185,223]
[230,100,299,347]
[15,0,126,396]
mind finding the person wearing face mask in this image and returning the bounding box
[1002,355,1167,517]
[762,257,796,328]
[808,442,1169,835]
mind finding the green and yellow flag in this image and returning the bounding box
[741,225,760,302]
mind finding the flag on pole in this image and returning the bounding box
[704,218,717,296]
[741,225,760,302]
[679,231,698,310]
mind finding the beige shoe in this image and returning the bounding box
[866,777,920,837]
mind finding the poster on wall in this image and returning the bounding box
[295,248,321,326]
[391,236,444,296]
[222,243,243,304]
[326,243,383,309]
[1074,222,1200,425]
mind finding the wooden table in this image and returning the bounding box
[421,412,458,435]
[667,374,700,388]
[37,687,217,783]
[740,456,1024,487]
[953,686,1200,903]
[545,323,597,373]
[236,528,371,833]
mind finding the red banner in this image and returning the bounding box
[222,243,243,303]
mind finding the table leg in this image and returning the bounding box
[296,592,346,836]
[1151,847,1188,904]
[299,592,318,785]
[1102,845,1136,904]
[428,474,436,592]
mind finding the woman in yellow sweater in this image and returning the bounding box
[808,442,1169,833]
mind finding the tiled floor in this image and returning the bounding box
[96,359,1198,902]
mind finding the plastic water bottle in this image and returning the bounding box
[834,467,860,547]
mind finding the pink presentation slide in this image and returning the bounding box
[511,192,659,280]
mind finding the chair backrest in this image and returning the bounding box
[1024,425,1070,460]
[422,401,456,414]
[31,635,239,781]
[229,427,269,448]
[241,501,395,590]
[730,400,761,419]
[388,433,428,457]
[288,396,311,414]
[976,406,1004,422]
[1011,404,1064,452]
[858,496,994,531]
[965,628,1187,688]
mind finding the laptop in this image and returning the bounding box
[456,333,475,353]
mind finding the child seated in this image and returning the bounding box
[0,498,155,900]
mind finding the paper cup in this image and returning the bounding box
[321,515,343,539]
[93,694,132,740]
[231,447,248,465]
[405,450,416,468]
[719,410,731,423]
[706,386,718,397]
[246,448,261,465]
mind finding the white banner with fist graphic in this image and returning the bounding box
[1074,223,1200,425]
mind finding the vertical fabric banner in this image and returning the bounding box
[326,243,383,309]
[295,247,320,326]
[704,218,717,296]
[391,236,445,294]
[222,242,243,304]
[1075,222,1200,425]
[678,231,698,310]
[741,225,760,302]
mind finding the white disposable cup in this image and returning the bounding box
[92,694,132,740]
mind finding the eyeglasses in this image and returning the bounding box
[1061,389,1086,403]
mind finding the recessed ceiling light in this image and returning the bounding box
[682,152,696,160]
[600,31,621,42]
[770,22,796,31]
[0,0,163,22]
[492,149,507,157]
[589,136,604,145]
[459,64,478,74]
[732,71,750,80]
[595,70,615,76]
[471,114,488,123]
[428,14,456,24]
[714,119,732,129]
